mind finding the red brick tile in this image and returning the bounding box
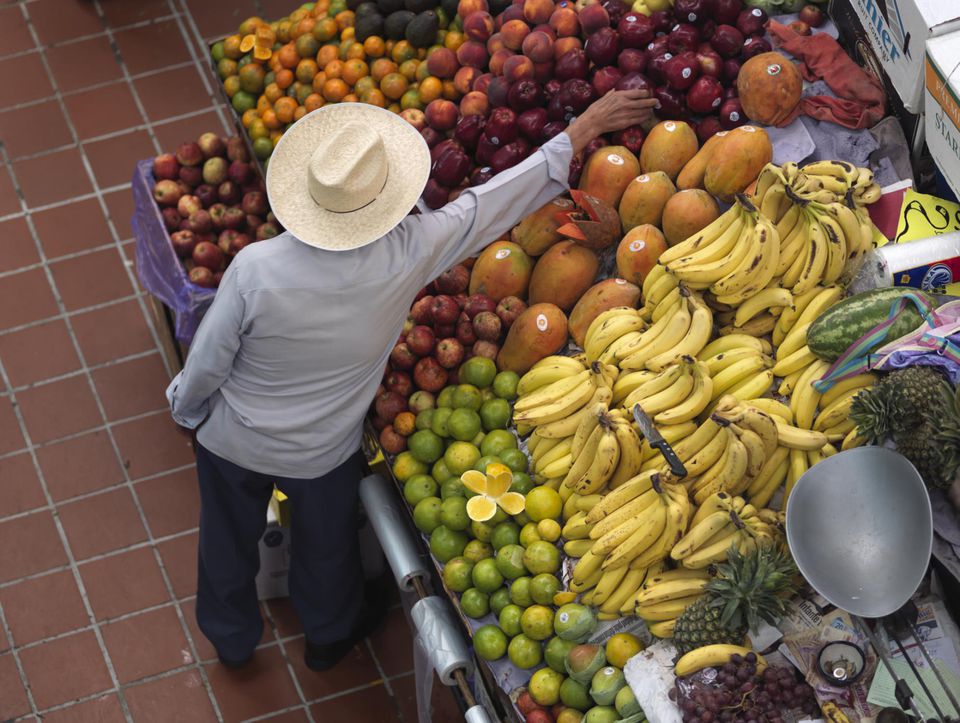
[186,0,258,41]
[101,605,191,683]
[125,669,217,722]
[0,395,26,455]
[0,320,80,387]
[0,267,58,330]
[0,217,39,274]
[392,671,461,723]
[0,100,72,159]
[47,36,121,92]
[40,694,125,723]
[49,247,133,311]
[0,653,31,720]
[310,682,395,722]
[152,110,230,152]
[0,453,45,518]
[80,546,170,620]
[135,66,213,123]
[13,147,92,207]
[32,198,113,259]
[115,20,191,75]
[29,0,103,45]
[70,299,155,367]
[286,638,381,702]
[157,531,198,599]
[16,375,101,445]
[259,710,311,722]
[0,510,67,583]
[205,646,301,723]
[91,354,169,421]
[101,0,172,27]
[368,606,413,677]
[102,187,136,240]
[0,5,35,55]
[180,598,217,662]
[19,630,112,710]
[136,467,200,538]
[35,430,125,502]
[63,81,142,141]
[0,570,89,645]
[0,54,52,110]
[0,167,18,218]
[84,129,156,189]
[112,411,195,479]
[58,487,147,560]
[265,597,302,638]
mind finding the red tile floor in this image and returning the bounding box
[0,1,463,720]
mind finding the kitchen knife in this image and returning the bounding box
[632,403,687,479]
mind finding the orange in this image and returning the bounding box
[363,36,386,58]
[289,8,309,23]
[312,17,338,42]
[380,72,409,100]
[241,108,259,128]
[248,118,269,140]
[343,93,359,102]
[341,27,356,43]
[345,41,365,59]
[223,34,244,60]
[312,1,329,16]
[256,94,271,114]
[388,102,401,113]
[370,58,397,82]
[354,75,375,96]
[277,43,299,69]
[385,39,395,55]
[238,16,265,36]
[295,58,318,84]
[275,20,292,44]
[334,10,355,30]
[416,61,432,82]
[223,75,241,97]
[275,68,294,89]
[293,106,308,121]
[399,59,419,81]
[418,76,443,103]
[401,88,423,110]
[442,80,459,101]
[392,40,416,64]
[261,108,281,130]
[295,32,319,59]
[324,58,344,78]
[217,57,238,79]
[294,82,312,104]
[322,78,350,102]
[274,96,299,123]
[316,44,338,68]
[360,88,387,107]
[264,82,283,103]
[294,17,316,40]
[342,58,368,85]
[311,71,328,92]
[238,63,266,94]
[304,93,325,111]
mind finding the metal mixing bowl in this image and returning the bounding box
[785,447,933,618]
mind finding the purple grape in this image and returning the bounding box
[741,682,756,693]
[669,688,678,700]
[701,712,715,722]
[737,668,752,681]
[731,654,743,665]
[723,662,737,674]
[683,699,697,713]
[745,652,757,663]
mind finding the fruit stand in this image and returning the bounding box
[128,0,960,719]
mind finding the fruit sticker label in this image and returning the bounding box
[729,111,741,122]
[682,67,693,79]
[615,278,627,284]
[664,122,676,132]
[637,175,650,183]
[629,239,645,252]
[495,248,510,259]
[608,154,624,166]
[536,314,549,331]
[767,63,782,76]
[553,198,574,208]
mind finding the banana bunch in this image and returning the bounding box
[618,285,713,371]
[697,335,775,409]
[514,360,615,432]
[583,306,647,363]
[620,356,714,425]
[633,566,714,630]
[558,406,645,495]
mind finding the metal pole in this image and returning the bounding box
[909,621,960,720]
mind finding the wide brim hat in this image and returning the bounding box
[265,103,430,252]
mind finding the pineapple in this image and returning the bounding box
[672,544,797,657]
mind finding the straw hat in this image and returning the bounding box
[265,103,431,251]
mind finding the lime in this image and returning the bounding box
[403,474,438,505]
[452,384,483,410]
[521,604,555,641]
[460,587,489,619]
[443,441,480,476]
[523,540,561,575]
[480,387,496,402]
[436,386,456,408]
[538,520,562,543]
[525,486,563,522]
[231,90,256,113]
[529,667,564,706]
[560,676,592,711]
[392,451,428,482]
[500,447,529,473]
[461,356,497,388]
[519,522,542,547]
[440,496,470,531]
[415,409,435,431]
[448,408,482,441]
[493,370,520,400]
[510,472,534,495]
[530,573,561,605]
[252,136,273,161]
[498,604,523,636]
[510,576,533,607]
[471,557,504,593]
[470,519,494,542]
[480,398,512,431]
[463,539,494,563]
[430,407,453,438]
[544,636,577,674]
[489,587,511,617]
[442,556,474,593]
[211,40,226,61]
[429,525,468,563]
[490,521,520,550]
[408,430,443,464]
[605,632,643,668]
[489,507,509,524]
[474,625,508,661]
[412,496,443,534]
[495,543,527,580]
[507,633,542,669]
[431,458,453,483]
[514,510,532,526]
[481,429,517,457]
[473,455,502,473]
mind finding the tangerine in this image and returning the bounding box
[277,43,300,69]
[354,75,375,96]
[387,102,401,113]
[363,36,386,58]
[340,26,356,43]
[304,92,325,111]
[294,17,316,41]
[295,32,319,59]
[261,108,281,130]
[316,44,338,68]
[334,10,355,30]
[392,40,416,64]
[294,82,312,104]
[370,58,397,82]
[322,78,350,102]
[248,118,269,140]
[271,130,283,145]
[256,94,271,114]
[342,58,368,85]
[324,59,344,79]
[400,88,423,110]
[275,68,294,89]
[312,17,338,42]
[238,16,265,35]
[264,82,283,103]
[223,34,244,59]
[380,72,408,100]
[359,88,386,107]
[342,92,359,102]
[345,40,365,59]
[289,8,309,23]
[442,80,459,100]
[399,59,419,81]
[223,75,241,97]
[274,96,299,123]
[275,20,292,43]
[311,71,327,91]
[231,91,256,113]
[415,61,431,82]
[293,105,308,120]
[241,108,259,128]
[295,58,318,83]
[418,75,442,102]
[216,58,237,80]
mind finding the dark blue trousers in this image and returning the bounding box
[194,444,366,661]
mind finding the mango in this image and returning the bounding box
[511,196,576,256]
[616,224,667,286]
[578,146,641,208]
[528,241,600,312]
[661,189,720,246]
[497,302,568,373]
[676,130,729,190]
[565,643,607,685]
[704,125,773,201]
[639,120,699,181]
[469,239,534,301]
[618,171,676,233]
[568,278,641,347]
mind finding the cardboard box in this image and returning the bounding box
[840,0,960,113]
[925,31,960,198]
[255,503,291,601]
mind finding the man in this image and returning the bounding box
[166,88,657,672]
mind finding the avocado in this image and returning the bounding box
[355,2,380,16]
[346,0,365,10]
[488,0,511,13]
[355,12,385,40]
[441,0,459,19]
[384,9,415,39]
[405,0,435,13]
[378,0,405,14]
[405,10,439,48]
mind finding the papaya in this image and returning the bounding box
[737,52,802,127]
[616,225,667,286]
[639,120,699,181]
[568,278,641,347]
[661,190,720,246]
[676,130,729,190]
[497,302,569,373]
[511,196,576,256]
[468,239,534,301]
[578,146,641,208]
[618,171,676,233]
[703,125,773,202]
[527,241,600,312]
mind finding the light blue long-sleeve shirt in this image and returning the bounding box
[165,132,573,479]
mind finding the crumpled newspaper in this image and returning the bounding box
[623,641,683,723]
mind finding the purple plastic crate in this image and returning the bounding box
[131,159,216,346]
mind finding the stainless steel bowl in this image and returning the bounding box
[785,447,933,618]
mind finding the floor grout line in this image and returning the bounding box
[0,347,163,395]
[0,589,39,717]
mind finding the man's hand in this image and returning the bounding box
[565,89,659,155]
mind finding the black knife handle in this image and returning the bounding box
[656,440,687,479]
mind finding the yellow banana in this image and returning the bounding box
[776,421,828,451]
[586,471,656,524]
[562,510,595,540]
[585,310,646,361]
[791,360,830,429]
[646,293,713,371]
[517,356,586,396]
[599,567,648,615]
[701,334,771,358]
[733,287,794,328]
[563,539,595,557]
[609,419,645,489]
[515,368,592,412]
[611,369,658,405]
[635,594,702,621]
[772,344,818,377]
[820,373,876,409]
[671,509,733,560]
[659,205,742,266]
[602,502,668,570]
[655,359,713,425]
[575,426,620,494]
[563,424,604,488]
[636,577,709,605]
[591,565,630,606]
[535,386,612,439]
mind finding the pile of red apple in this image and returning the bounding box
[370,261,528,449]
[151,133,281,288]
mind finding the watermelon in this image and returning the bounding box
[808,287,936,362]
